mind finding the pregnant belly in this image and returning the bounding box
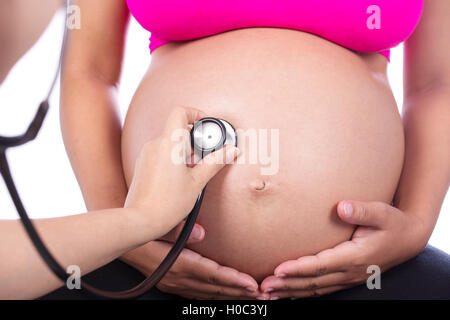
[121,28,405,282]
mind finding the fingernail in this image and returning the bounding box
[343,202,353,218]
[264,288,274,293]
[275,273,286,278]
[191,226,204,240]
[270,296,280,300]
[246,286,257,292]
[256,295,269,300]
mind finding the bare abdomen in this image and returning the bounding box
[122,28,404,281]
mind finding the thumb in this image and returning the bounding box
[337,200,393,228]
[191,145,240,187]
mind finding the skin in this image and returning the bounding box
[0,0,62,83]
[61,0,260,299]
[0,107,239,299]
[260,0,450,299]
[121,28,403,284]
[61,0,449,300]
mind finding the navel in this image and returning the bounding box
[250,179,269,191]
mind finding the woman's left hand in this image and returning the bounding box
[260,200,429,300]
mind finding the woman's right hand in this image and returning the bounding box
[136,240,265,300]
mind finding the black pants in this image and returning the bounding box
[41,245,450,300]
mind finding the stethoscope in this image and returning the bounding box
[0,1,237,299]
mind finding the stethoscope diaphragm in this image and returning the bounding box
[191,118,238,158]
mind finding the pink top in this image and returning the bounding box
[126,0,424,61]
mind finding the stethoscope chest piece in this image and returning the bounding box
[0,0,240,299]
[191,118,238,158]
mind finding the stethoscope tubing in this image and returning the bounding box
[0,147,207,299]
[81,188,206,299]
[0,0,207,300]
[0,150,69,282]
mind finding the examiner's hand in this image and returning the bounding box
[260,200,428,300]
[139,240,262,300]
[124,107,240,240]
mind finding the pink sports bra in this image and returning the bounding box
[126,0,424,61]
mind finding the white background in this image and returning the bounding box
[0,11,448,253]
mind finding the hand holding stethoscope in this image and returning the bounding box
[125,108,240,243]
[0,106,239,299]
[0,0,239,299]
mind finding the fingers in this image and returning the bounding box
[184,253,259,291]
[156,243,261,300]
[160,223,205,244]
[273,242,357,278]
[163,107,207,136]
[190,145,240,187]
[261,272,355,300]
[267,284,352,300]
[260,272,348,294]
[337,200,396,228]
[171,290,261,300]
[162,278,261,300]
